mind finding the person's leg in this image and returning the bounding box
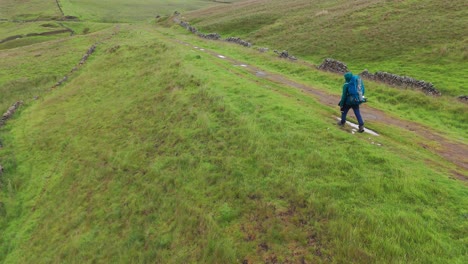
[352,105,365,132]
[340,105,351,125]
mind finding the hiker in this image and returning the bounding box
[338,72,366,132]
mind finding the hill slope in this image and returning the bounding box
[1,23,467,263]
[0,0,467,263]
[184,0,468,96]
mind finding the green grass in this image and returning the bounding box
[0,33,70,50]
[185,0,468,96]
[159,26,467,141]
[0,20,114,50]
[0,0,62,21]
[0,21,63,39]
[60,0,242,23]
[60,21,114,35]
[0,27,112,113]
[0,24,467,263]
[0,0,467,263]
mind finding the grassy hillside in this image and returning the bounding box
[0,0,61,21]
[0,27,112,113]
[60,0,242,22]
[0,0,467,263]
[166,29,467,141]
[1,23,467,263]
[185,0,468,96]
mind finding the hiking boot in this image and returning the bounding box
[337,120,345,126]
[358,125,365,133]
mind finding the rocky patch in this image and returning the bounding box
[274,50,297,60]
[457,95,468,103]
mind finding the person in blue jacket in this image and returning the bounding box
[338,72,365,133]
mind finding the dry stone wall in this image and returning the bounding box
[317,58,349,74]
[225,37,252,47]
[51,44,96,89]
[0,101,23,173]
[360,70,441,96]
[0,101,22,173]
[317,58,442,96]
[178,19,252,47]
[55,0,65,17]
[176,15,301,59]
[197,32,221,40]
[0,101,22,128]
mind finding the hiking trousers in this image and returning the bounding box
[341,104,364,126]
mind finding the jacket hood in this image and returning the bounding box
[344,72,353,82]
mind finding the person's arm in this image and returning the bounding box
[338,83,348,107]
[362,80,365,96]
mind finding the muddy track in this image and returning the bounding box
[172,38,467,180]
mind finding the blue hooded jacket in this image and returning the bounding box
[339,72,364,107]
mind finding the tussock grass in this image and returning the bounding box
[0,24,466,263]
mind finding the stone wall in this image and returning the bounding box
[317,58,349,74]
[56,0,65,17]
[180,21,198,34]
[197,32,221,40]
[177,17,306,58]
[178,19,252,47]
[317,58,442,96]
[0,101,22,128]
[225,37,252,47]
[79,44,96,65]
[0,101,22,172]
[360,70,441,96]
[50,44,96,89]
